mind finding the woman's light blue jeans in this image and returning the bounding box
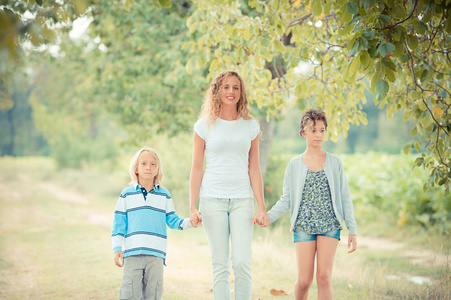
[200,197,254,300]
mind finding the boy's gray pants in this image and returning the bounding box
[119,255,164,300]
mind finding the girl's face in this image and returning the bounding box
[219,76,241,109]
[135,151,158,184]
[302,120,326,147]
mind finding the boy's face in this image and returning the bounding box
[136,151,158,184]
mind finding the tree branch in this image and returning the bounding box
[405,40,421,91]
[426,13,445,53]
[381,0,418,30]
[287,13,312,28]
[437,83,451,98]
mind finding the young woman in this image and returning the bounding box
[257,109,357,300]
[189,70,268,299]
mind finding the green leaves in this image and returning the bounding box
[141,0,172,10]
[378,43,395,57]
[363,0,376,12]
[183,0,450,194]
[403,144,411,155]
[360,50,371,69]
[273,40,286,53]
[159,0,172,8]
[185,58,193,75]
[406,34,419,50]
[6,0,448,193]
[348,55,361,77]
[375,79,389,101]
[311,0,323,16]
[394,41,405,57]
[348,40,359,56]
[123,0,133,11]
[346,1,359,15]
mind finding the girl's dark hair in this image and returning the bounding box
[299,109,328,136]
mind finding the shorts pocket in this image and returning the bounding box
[155,280,164,299]
[119,278,133,299]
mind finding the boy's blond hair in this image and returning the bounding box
[129,147,163,186]
[200,70,253,124]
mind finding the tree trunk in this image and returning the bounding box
[258,115,276,181]
[6,108,15,156]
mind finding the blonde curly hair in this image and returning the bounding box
[200,70,253,123]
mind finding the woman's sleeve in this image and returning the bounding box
[250,119,260,140]
[194,118,206,140]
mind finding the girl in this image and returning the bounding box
[189,70,268,299]
[257,109,357,300]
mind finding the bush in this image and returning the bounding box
[51,133,118,170]
[264,150,451,232]
[341,152,451,232]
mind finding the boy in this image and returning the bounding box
[112,147,195,300]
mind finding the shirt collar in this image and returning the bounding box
[134,183,159,201]
[133,183,159,191]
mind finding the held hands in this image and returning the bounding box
[190,208,202,228]
[114,251,123,267]
[253,210,270,227]
[348,234,357,253]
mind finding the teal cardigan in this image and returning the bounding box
[267,152,357,235]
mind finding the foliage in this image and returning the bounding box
[342,152,451,233]
[29,60,120,168]
[1,0,206,166]
[272,98,416,155]
[264,150,451,233]
[2,0,449,194]
[0,0,90,110]
[183,0,450,193]
[0,0,182,136]
[74,0,206,139]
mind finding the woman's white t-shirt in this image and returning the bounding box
[194,117,260,199]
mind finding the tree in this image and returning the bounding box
[181,0,450,194]
[0,70,49,156]
[0,0,176,134]
[1,0,202,166]
[1,1,84,109]
[3,0,449,194]
[84,0,205,139]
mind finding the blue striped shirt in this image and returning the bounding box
[111,184,191,262]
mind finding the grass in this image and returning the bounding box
[0,156,450,299]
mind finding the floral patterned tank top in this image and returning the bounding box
[294,169,341,234]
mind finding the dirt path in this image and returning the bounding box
[358,236,450,268]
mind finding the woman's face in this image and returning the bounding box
[219,75,241,108]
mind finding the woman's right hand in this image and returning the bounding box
[253,210,270,227]
[190,208,202,228]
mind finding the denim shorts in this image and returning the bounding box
[293,229,341,243]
